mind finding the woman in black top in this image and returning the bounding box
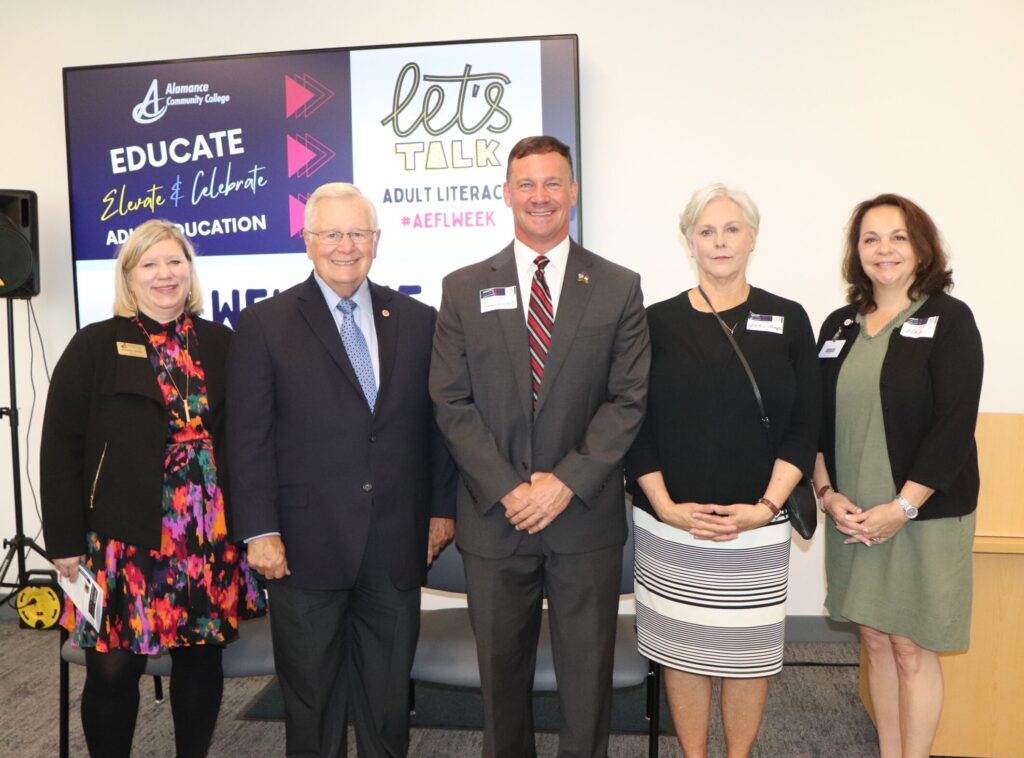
[812,194,983,757]
[627,184,820,757]
[41,220,265,757]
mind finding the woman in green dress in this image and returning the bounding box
[813,194,983,758]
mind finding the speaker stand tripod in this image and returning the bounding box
[1,297,56,624]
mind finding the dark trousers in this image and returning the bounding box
[462,539,622,758]
[267,518,420,758]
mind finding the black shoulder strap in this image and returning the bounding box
[696,286,771,439]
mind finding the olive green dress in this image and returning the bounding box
[825,297,974,652]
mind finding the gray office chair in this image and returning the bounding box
[411,506,661,757]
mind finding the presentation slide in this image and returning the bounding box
[63,35,580,327]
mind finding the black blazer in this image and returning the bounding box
[817,292,983,520]
[40,316,232,558]
[227,275,455,591]
[627,287,821,514]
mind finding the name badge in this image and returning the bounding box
[899,316,938,339]
[479,286,517,313]
[747,313,784,334]
[819,340,845,358]
[116,341,148,358]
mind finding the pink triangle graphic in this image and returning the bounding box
[287,135,318,177]
[289,195,307,237]
[285,76,315,118]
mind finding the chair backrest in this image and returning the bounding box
[425,499,637,597]
[425,538,469,593]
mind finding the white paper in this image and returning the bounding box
[900,315,938,339]
[819,340,845,358]
[747,313,785,334]
[57,564,104,632]
[479,286,518,312]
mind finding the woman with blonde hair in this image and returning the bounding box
[627,184,820,756]
[42,220,264,757]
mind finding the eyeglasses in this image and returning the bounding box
[306,229,377,246]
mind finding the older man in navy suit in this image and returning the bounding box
[228,182,455,757]
[430,137,650,757]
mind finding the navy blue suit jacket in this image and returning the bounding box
[227,274,455,590]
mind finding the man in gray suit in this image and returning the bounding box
[430,136,650,757]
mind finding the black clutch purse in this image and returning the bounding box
[782,478,818,540]
[696,287,817,540]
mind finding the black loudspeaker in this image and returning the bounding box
[0,190,39,298]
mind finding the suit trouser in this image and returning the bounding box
[462,538,622,758]
[266,516,420,758]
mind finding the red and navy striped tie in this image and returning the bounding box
[527,255,554,412]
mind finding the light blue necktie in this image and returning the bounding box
[336,298,377,411]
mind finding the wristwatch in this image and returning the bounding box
[896,494,919,520]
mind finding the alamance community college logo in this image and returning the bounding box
[132,79,232,124]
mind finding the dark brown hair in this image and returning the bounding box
[506,136,574,181]
[842,193,953,313]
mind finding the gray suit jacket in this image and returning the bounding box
[430,241,650,558]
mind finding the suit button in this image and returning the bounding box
[521,461,528,470]
[369,435,377,443]
[362,482,373,492]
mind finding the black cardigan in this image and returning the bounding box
[40,315,232,558]
[627,287,821,514]
[817,292,983,520]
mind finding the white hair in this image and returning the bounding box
[303,182,378,231]
[679,183,760,238]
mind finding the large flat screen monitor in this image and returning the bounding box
[63,35,580,327]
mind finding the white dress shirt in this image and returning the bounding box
[513,235,571,323]
[313,271,380,387]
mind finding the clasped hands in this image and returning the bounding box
[821,491,907,546]
[502,472,574,534]
[654,501,776,541]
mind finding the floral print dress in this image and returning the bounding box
[64,313,265,653]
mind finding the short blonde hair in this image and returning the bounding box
[113,220,203,318]
[679,183,760,238]
[303,182,378,231]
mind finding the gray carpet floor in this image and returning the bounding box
[0,614,880,756]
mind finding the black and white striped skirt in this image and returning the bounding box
[633,506,791,678]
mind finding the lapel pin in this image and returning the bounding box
[577,272,590,284]
[381,309,391,318]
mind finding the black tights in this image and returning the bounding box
[82,646,224,758]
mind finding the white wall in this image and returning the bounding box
[2,1,1021,615]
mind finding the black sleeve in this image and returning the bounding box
[40,331,94,559]
[776,304,821,478]
[906,302,984,492]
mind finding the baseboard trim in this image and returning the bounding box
[786,615,859,642]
